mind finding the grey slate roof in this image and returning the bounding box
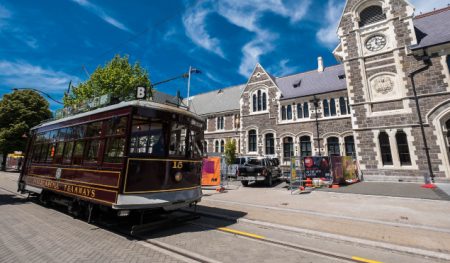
[275,64,347,100]
[152,90,180,105]
[412,6,450,50]
[187,84,245,115]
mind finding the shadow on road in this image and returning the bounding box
[0,193,29,206]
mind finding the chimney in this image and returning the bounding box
[318,56,324,72]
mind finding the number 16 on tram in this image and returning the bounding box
[18,100,205,218]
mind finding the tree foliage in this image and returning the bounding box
[223,140,237,166]
[64,54,151,106]
[0,90,52,166]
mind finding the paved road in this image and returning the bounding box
[1,172,449,263]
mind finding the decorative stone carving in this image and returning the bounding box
[372,75,394,95]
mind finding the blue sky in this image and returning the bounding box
[0,0,447,110]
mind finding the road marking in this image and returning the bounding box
[217,227,265,239]
[351,256,383,263]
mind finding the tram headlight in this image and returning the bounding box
[174,172,183,182]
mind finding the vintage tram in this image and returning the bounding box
[18,100,205,219]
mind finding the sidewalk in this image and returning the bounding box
[200,181,450,254]
[318,181,450,200]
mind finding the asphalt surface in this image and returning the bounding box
[1,172,450,263]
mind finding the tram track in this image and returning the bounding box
[0,184,359,263]
[1,183,445,263]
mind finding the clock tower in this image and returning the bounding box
[334,0,429,180]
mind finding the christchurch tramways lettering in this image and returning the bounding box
[63,185,96,198]
[29,177,96,198]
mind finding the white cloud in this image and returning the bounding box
[411,0,449,13]
[316,0,345,49]
[71,0,133,33]
[268,59,298,77]
[0,4,11,19]
[182,0,311,77]
[0,60,80,92]
[182,2,225,58]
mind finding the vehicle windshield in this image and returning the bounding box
[248,158,263,166]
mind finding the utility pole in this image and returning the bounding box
[187,66,192,107]
[311,95,322,156]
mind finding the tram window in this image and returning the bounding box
[130,116,165,156]
[48,130,58,142]
[63,141,74,164]
[148,123,164,155]
[58,128,73,140]
[32,144,42,162]
[107,116,127,135]
[72,125,86,139]
[72,141,85,165]
[104,138,125,163]
[46,143,56,163]
[85,139,101,163]
[189,129,203,158]
[169,123,187,157]
[86,122,103,137]
[53,142,65,163]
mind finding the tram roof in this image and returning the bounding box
[33,100,204,130]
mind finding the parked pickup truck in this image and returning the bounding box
[236,157,281,187]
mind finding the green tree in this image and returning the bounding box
[0,90,52,170]
[64,54,151,106]
[223,140,237,178]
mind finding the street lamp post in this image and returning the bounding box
[310,95,322,156]
[12,88,64,105]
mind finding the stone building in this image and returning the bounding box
[188,1,450,182]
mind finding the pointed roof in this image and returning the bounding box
[411,6,450,50]
[275,64,347,100]
[187,84,245,115]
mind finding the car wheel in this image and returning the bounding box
[241,181,249,187]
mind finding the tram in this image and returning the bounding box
[18,100,205,218]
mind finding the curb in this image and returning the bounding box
[185,209,450,262]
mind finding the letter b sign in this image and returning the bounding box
[136,87,147,99]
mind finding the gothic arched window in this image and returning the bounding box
[344,136,355,157]
[215,140,219,153]
[252,90,267,112]
[220,140,225,153]
[300,136,312,157]
[303,102,309,118]
[327,137,340,156]
[379,132,393,165]
[281,106,287,120]
[323,99,330,117]
[297,104,303,119]
[265,133,275,155]
[287,105,292,120]
[330,98,337,116]
[359,5,386,27]
[283,137,294,160]
[396,131,411,166]
[339,97,347,115]
[248,130,257,152]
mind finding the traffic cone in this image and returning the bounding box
[305,178,312,187]
[421,183,437,189]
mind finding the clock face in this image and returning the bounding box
[365,35,386,52]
